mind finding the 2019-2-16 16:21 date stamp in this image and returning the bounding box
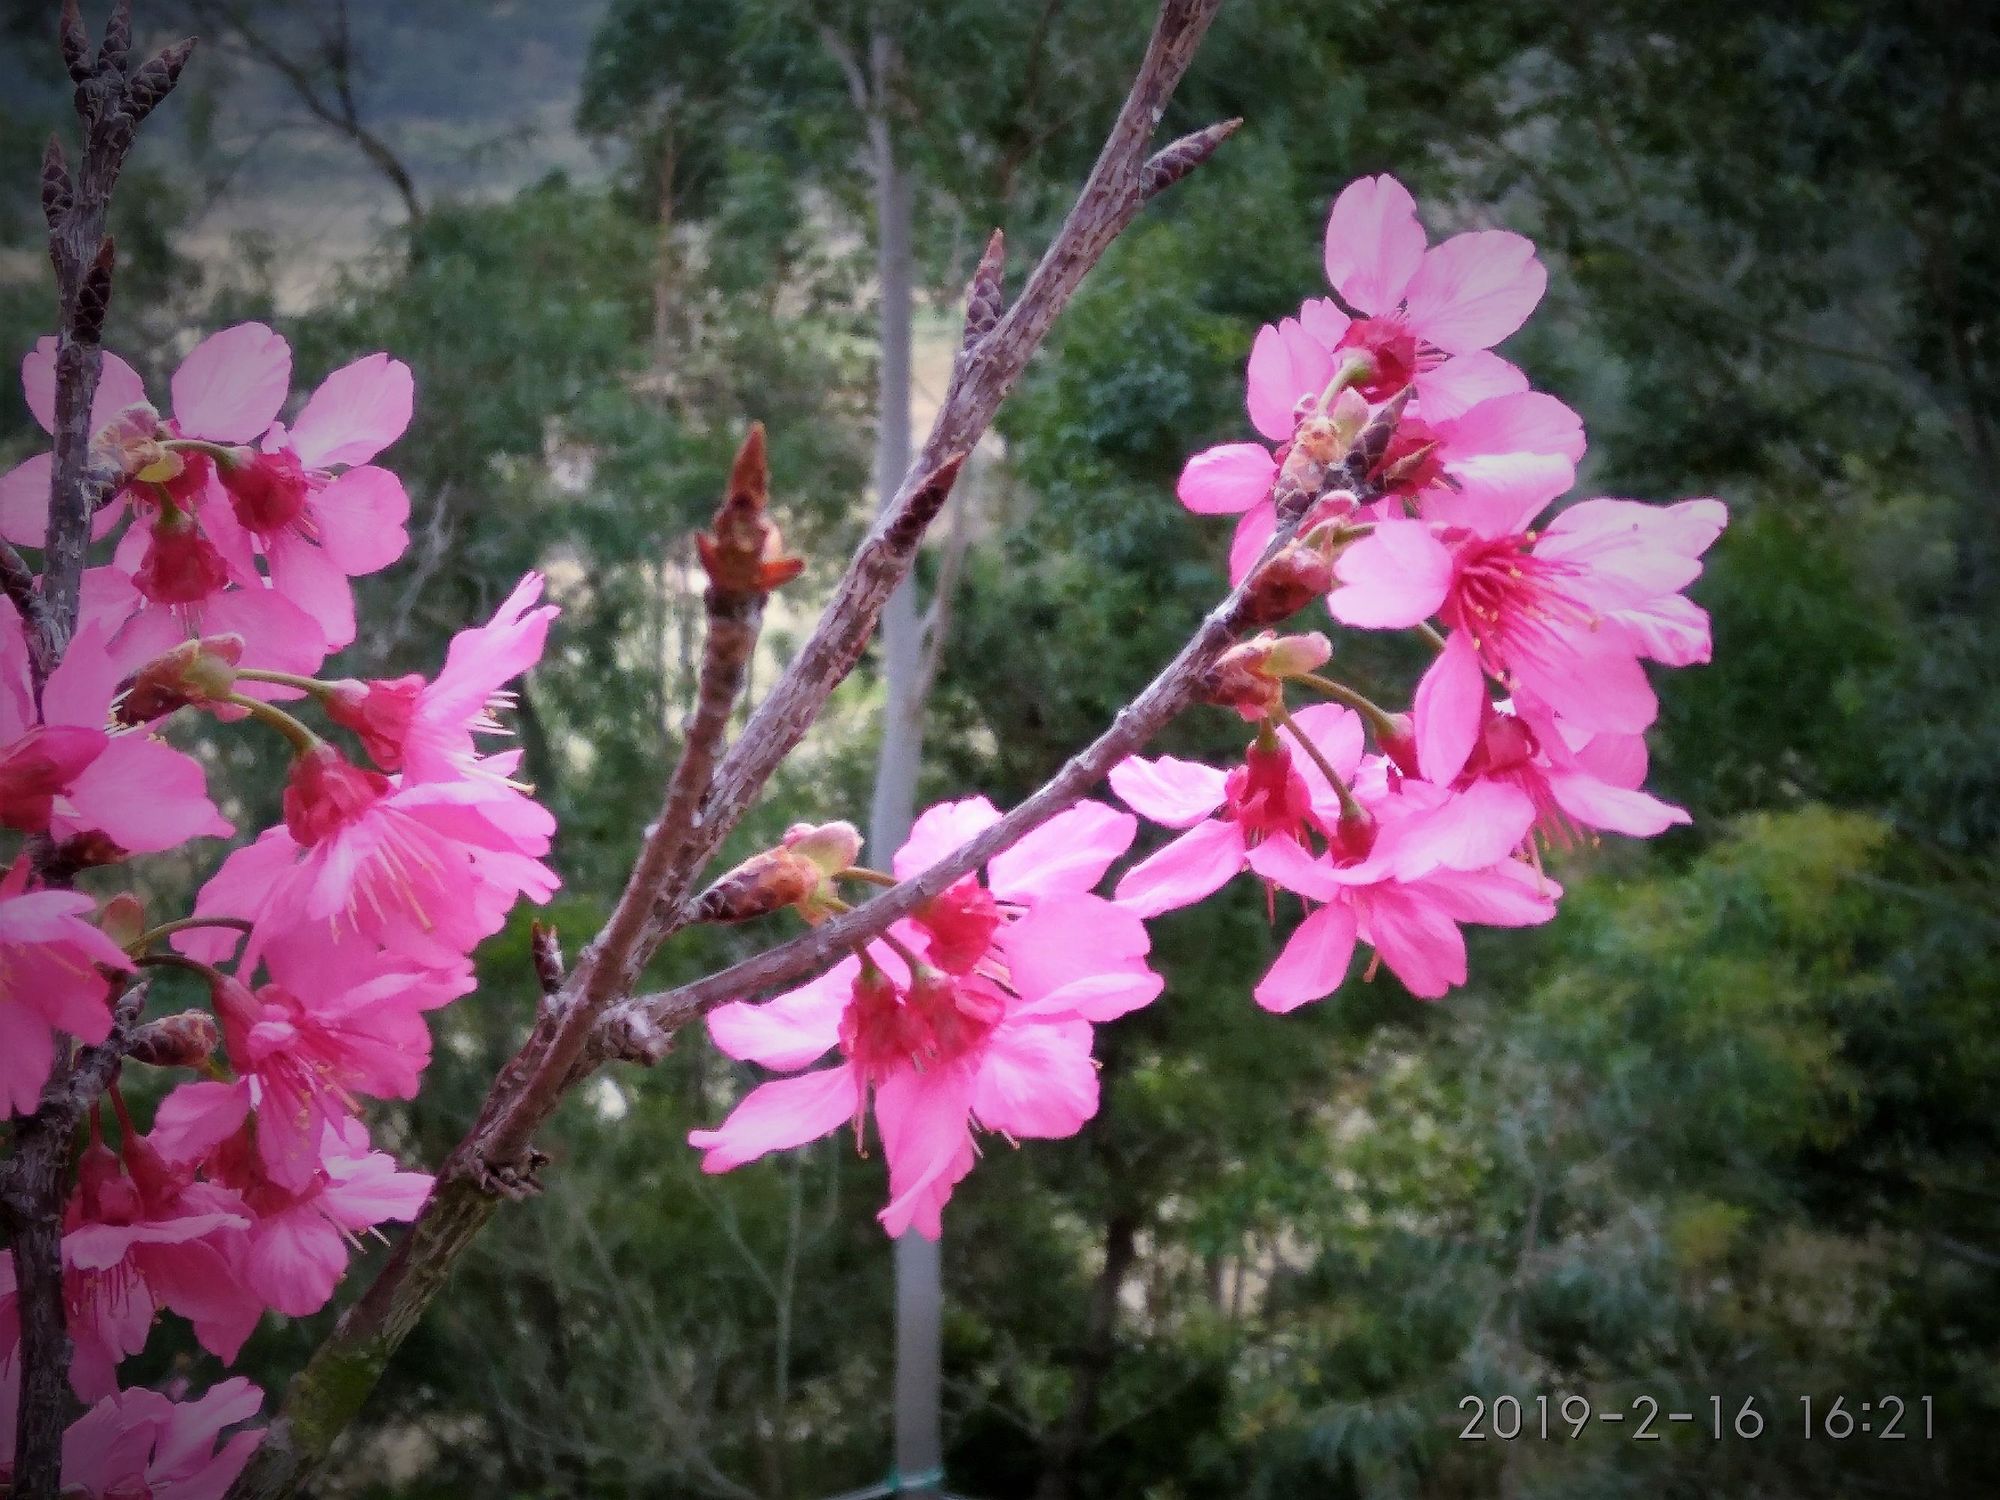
[1457,1393,1937,1443]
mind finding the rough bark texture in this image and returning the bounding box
[2,8,192,1495]
[228,7,1230,1495]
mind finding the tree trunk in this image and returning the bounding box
[857,33,945,1500]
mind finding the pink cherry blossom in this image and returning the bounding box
[0,1139,247,1399]
[1410,636,1692,847]
[1242,771,1559,1013]
[326,572,558,780]
[202,1118,432,1319]
[0,606,233,855]
[0,1367,264,1500]
[1321,173,1547,363]
[1109,704,1363,917]
[177,744,558,971]
[689,797,1160,1237]
[154,959,469,1192]
[1332,498,1728,734]
[57,1378,265,1500]
[0,863,132,1116]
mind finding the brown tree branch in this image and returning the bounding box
[1,981,149,1500]
[227,9,1227,1495]
[5,7,192,1494]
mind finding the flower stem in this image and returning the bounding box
[1271,699,1364,821]
[163,436,243,466]
[133,951,228,989]
[1296,672,1404,742]
[1416,621,1448,651]
[125,914,254,956]
[222,692,321,754]
[235,666,333,696]
[842,867,899,888]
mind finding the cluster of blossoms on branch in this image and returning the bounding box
[1,321,561,1491]
[687,174,1724,1229]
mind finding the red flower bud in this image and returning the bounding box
[126,1010,221,1069]
[1242,540,1335,626]
[116,635,244,725]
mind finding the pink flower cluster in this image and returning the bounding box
[692,175,1724,1234]
[1,328,559,1474]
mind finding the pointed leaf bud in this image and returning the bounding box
[697,423,803,595]
[41,136,72,230]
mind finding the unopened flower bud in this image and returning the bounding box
[116,635,244,724]
[89,401,171,481]
[697,424,805,595]
[325,675,423,771]
[218,448,311,534]
[1376,712,1420,779]
[126,1010,220,1069]
[1330,802,1378,863]
[1196,632,1333,720]
[1242,541,1335,626]
[693,846,819,925]
[781,819,862,878]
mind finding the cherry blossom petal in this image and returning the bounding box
[1606,594,1712,666]
[171,323,292,441]
[1412,351,1528,423]
[972,1021,1098,1138]
[1445,391,1585,463]
[312,465,411,574]
[1113,818,1245,916]
[1413,860,1561,927]
[1254,902,1358,1013]
[1413,631,1485,783]
[688,1064,857,1172]
[1177,443,1277,516]
[1548,770,1690,836]
[1329,519,1454,628]
[988,800,1135,901]
[1108,754,1228,828]
[1297,297,1352,347]
[998,894,1152,998]
[1400,230,1546,354]
[0,452,53,547]
[23,339,147,434]
[1358,886,1466,998]
[874,1064,977,1239]
[1226,501,1279,586]
[707,960,853,1071]
[265,532,357,651]
[893,796,1002,880]
[1246,319,1334,442]
[61,735,234,852]
[1323,175,1426,315]
[286,354,414,468]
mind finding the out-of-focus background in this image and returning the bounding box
[4,2,1998,1495]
